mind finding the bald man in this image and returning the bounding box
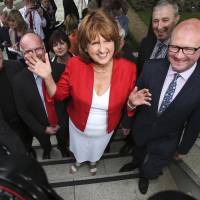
[121,18,200,194]
[13,33,69,159]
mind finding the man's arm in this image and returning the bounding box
[177,102,200,155]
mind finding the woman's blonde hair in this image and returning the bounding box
[8,9,28,35]
[78,9,120,63]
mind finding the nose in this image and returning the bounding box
[174,49,185,58]
[98,42,106,53]
[157,21,164,30]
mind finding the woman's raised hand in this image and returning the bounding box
[128,86,152,109]
[26,52,52,79]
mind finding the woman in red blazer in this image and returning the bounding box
[26,9,150,175]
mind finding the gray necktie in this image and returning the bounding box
[154,43,165,58]
[159,73,181,113]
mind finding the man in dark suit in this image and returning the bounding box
[137,0,180,75]
[13,33,69,159]
[0,49,33,155]
[120,18,200,194]
[120,0,180,155]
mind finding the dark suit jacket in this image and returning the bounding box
[0,109,26,155]
[62,0,79,19]
[13,62,68,136]
[0,60,28,132]
[0,26,10,50]
[124,59,200,155]
[137,34,157,75]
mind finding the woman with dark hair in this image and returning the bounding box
[26,9,150,175]
[49,30,72,65]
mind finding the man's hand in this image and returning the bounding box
[122,128,131,137]
[45,125,60,135]
[174,152,185,160]
[128,86,152,110]
[26,52,52,79]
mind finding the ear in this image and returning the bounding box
[175,15,180,24]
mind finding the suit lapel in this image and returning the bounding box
[25,69,48,118]
[160,61,200,115]
[151,60,169,112]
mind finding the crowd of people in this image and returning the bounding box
[0,0,200,197]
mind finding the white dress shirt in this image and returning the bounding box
[158,63,197,111]
[19,6,46,40]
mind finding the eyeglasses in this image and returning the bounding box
[22,47,45,56]
[168,45,200,55]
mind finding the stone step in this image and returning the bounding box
[52,167,177,200]
[40,152,177,200]
[169,141,200,200]
[41,154,132,183]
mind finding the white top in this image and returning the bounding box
[69,86,113,162]
[70,86,111,137]
[158,63,197,111]
[3,6,16,13]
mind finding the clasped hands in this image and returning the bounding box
[45,125,60,135]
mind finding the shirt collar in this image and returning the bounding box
[168,62,197,81]
[157,38,170,46]
[33,73,41,80]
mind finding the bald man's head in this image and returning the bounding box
[20,33,46,62]
[168,18,200,72]
[171,18,200,42]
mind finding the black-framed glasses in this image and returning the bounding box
[168,45,200,55]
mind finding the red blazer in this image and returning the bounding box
[54,56,136,133]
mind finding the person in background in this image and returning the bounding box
[13,33,70,159]
[41,0,56,52]
[25,9,150,175]
[7,9,28,59]
[62,0,79,21]
[137,0,180,75]
[64,14,79,56]
[19,0,46,40]
[49,30,72,65]
[0,49,33,157]
[120,18,200,194]
[3,0,15,14]
[48,30,72,153]
[110,0,128,37]
[0,11,10,52]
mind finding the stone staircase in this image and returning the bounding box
[32,131,200,200]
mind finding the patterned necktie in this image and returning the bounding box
[29,12,33,30]
[154,42,165,58]
[159,73,181,113]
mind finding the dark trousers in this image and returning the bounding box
[56,121,69,151]
[133,136,179,179]
[33,122,69,153]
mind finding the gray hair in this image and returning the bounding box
[153,0,179,16]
